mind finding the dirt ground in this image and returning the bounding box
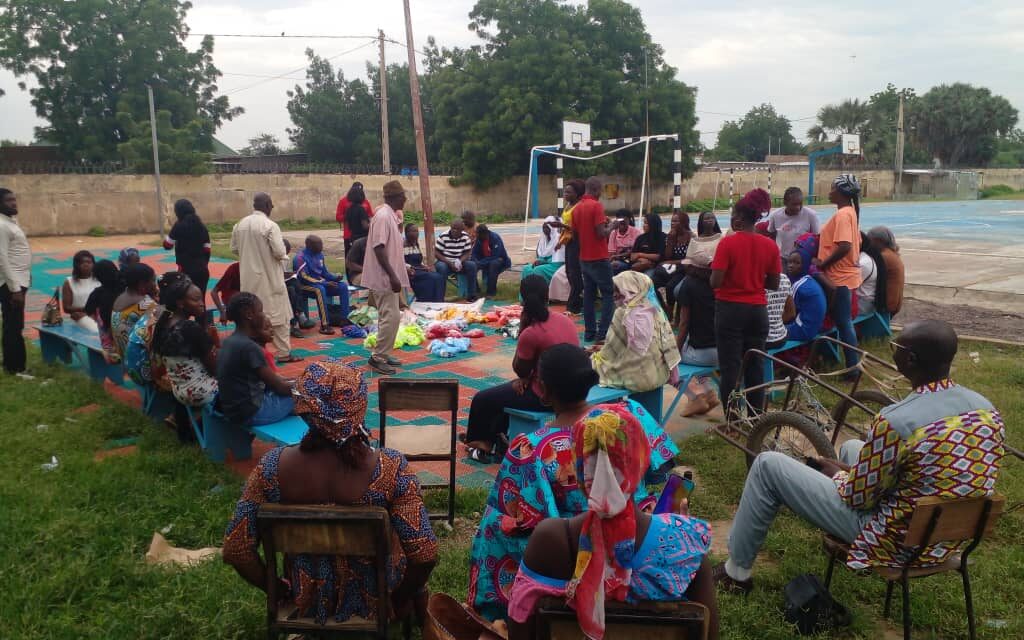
[896,298,1024,343]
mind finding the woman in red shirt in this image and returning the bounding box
[710,189,781,417]
[335,182,374,254]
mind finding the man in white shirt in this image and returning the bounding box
[231,192,300,364]
[765,187,820,256]
[0,188,31,374]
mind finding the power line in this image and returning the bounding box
[190,32,377,40]
[222,39,377,96]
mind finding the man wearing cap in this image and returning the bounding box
[362,181,410,374]
[674,243,719,416]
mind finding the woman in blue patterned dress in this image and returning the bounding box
[466,344,679,621]
[223,360,438,626]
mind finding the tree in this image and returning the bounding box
[240,133,283,157]
[712,104,799,161]
[0,0,240,168]
[426,0,699,188]
[992,129,1024,168]
[909,83,1018,167]
[807,98,872,144]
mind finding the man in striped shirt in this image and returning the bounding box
[434,219,478,301]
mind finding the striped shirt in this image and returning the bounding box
[435,231,472,261]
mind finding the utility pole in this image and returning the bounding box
[378,30,391,175]
[146,83,165,238]
[403,0,435,263]
[895,94,905,198]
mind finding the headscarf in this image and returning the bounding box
[833,174,861,198]
[611,271,659,354]
[118,247,140,268]
[294,359,369,447]
[536,216,560,259]
[567,404,651,640]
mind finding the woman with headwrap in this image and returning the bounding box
[521,216,565,284]
[591,271,680,393]
[467,345,680,622]
[866,225,904,315]
[111,263,158,359]
[163,199,212,298]
[507,404,717,640]
[152,272,219,440]
[83,259,125,363]
[815,175,862,368]
[223,359,438,626]
[710,189,781,417]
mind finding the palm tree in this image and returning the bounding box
[807,98,872,143]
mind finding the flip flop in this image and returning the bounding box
[275,354,305,364]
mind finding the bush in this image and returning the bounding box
[683,197,732,213]
[980,184,1018,199]
[86,226,106,237]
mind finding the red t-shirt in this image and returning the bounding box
[571,195,610,262]
[335,198,375,240]
[515,312,580,396]
[711,231,781,305]
[214,262,241,304]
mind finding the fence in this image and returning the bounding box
[0,159,462,177]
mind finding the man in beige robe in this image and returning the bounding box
[230,192,298,362]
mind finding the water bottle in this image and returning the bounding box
[653,467,695,516]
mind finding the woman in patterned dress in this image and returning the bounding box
[507,405,718,640]
[223,360,438,626]
[111,263,157,359]
[466,344,679,621]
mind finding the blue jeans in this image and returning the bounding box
[830,286,860,367]
[581,259,615,341]
[435,260,478,298]
[249,389,295,426]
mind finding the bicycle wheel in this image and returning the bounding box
[745,411,836,468]
[829,389,893,444]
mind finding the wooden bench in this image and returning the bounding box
[36,323,123,384]
[506,385,629,440]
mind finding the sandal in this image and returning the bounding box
[275,354,305,364]
[712,562,753,595]
[319,326,336,335]
[466,447,494,464]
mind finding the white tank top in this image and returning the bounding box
[66,276,100,308]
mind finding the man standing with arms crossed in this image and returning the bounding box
[0,188,31,375]
[231,192,301,364]
[571,177,614,343]
[362,181,410,375]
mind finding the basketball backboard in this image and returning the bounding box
[563,121,591,150]
[842,133,861,155]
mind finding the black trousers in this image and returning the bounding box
[465,381,546,446]
[651,266,686,312]
[564,239,583,313]
[181,265,210,298]
[0,285,26,374]
[715,300,768,415]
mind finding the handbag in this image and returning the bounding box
[41,288,63,326]
[783,573,851,635]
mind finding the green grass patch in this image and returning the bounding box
[980,184,1024,199]
[2,337,1021,638]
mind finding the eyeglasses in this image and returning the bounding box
[889,341,911,356]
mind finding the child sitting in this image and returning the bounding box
[295,234,350,335]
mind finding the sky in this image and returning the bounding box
[1,0,1023,152]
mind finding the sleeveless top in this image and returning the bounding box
[66,276,100,308]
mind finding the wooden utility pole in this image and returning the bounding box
[378,30,391,175]
[895,94,905,198]
[146,83,164,237]
[403,0,435,263]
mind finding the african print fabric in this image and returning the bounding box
[833,379,1004,570]
[222,446,437,624]
[466,399,679,621]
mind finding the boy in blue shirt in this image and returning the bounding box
[295,235,349,335]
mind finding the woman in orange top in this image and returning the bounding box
[815,175,862,368]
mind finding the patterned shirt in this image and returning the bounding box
[832,379,1004,570]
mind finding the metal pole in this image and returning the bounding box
[672,137,682,216]
[638,137,651,217]
[147,83,164,237]
[402,0,435,263]
[895,94,905,199]
[378,30,391,174]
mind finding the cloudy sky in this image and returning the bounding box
[1,0,1023,152]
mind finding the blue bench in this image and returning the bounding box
[184,402,309,462]
[662,364,720,427]
[36,324,123,384]
[855,310,892,338]
[505,385,629,440]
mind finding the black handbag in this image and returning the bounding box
[783,573,851,635]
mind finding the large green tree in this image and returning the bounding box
[426,0,699,188]
[240,133,283,157]
[909,83,1018,167]
[712,104,799,161]
[0,0,239,170]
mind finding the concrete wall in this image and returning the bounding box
[4,167,1024,236]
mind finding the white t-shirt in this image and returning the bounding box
[766,273,791,343]
[767,206,821,256]
[857,252,878,314]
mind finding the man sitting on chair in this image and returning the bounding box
[295,234,350,335]
[715,319,1004,593]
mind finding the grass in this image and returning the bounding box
[3,337,1021,639]
[980,184,1024,199]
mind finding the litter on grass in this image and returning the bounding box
[40,456,59,471]
[145,532,220,568]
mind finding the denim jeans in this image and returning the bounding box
[581,259,615,341]
[714,300,768,414]
[249,389,296,426]
[435,260,478,298]
[476,258,507,296]
[830,286,860,367]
